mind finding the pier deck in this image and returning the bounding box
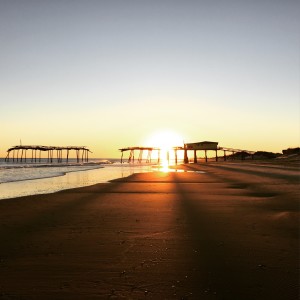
[5,145,92,163]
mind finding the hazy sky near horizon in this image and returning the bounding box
[1,0,299,157]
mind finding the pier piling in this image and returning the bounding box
[5,145,92,164]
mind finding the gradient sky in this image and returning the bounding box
[1,0,299,158]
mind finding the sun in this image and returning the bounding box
[143,130,184,167]
[144,130,183,150]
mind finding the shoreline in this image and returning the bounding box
[1,158,298,201]
[0,163,154,200]
[0,161,299,299]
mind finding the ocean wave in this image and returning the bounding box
[0,164,104,184]
[0,159,113,170]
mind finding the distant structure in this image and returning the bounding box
[5,145,92,163]
[184,141,218,163]
[119,146,188,164]
[184,141,255,163]
[119,147,161,164]
[120,141,255,164]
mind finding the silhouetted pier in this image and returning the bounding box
[120,141,255,164]
[5,145,92,163]
[119,147,161,163]
[184,142,255,163]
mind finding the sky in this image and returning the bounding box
[1,0,299,158]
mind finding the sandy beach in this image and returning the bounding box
[0,161,299,299]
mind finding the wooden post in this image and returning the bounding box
[138,150,143,163]
[194,150,197,163]
[24,149,27,162]
[39,150,41,162]
[121,151,123,163]
[20,149,23,162]
[82,149,84,162]
[13,150,15,162]
[158,149,160,164]
[215,149,218,162]
[128,150,133,163]
[67,150,69,163]
[175,149,178,165]
[184,145,188,164]
[17,149,19,162]
[224,150,227,161]
[205,150,207,163]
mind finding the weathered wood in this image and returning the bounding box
[119,144,256,165]
[194,150,197,163]
[184,145,188,164]
[6,145,92,164]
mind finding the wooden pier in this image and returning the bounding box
[184,142,255,163]
[119,147,161,164]
[119,146,192,164]
[5,145,92,163]
[120,141,255,164]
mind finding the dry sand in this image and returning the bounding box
[0,161,299,299]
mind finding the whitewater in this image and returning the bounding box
[0,158,154,200]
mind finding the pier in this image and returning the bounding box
[184,141,255,163]
[5,145,92,163]
[120,141,255,164]
[119,147,161,164]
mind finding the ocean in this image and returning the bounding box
[0,158,155,200]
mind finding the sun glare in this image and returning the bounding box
[144,130,184,168]
[145,130,183,150]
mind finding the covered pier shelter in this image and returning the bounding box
[184,141,219,163]
[184,141,255,163]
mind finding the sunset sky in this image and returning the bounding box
[1,0,299,158]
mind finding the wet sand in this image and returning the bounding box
[0,161,299,299]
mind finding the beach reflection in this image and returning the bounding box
[0,164,153,200]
